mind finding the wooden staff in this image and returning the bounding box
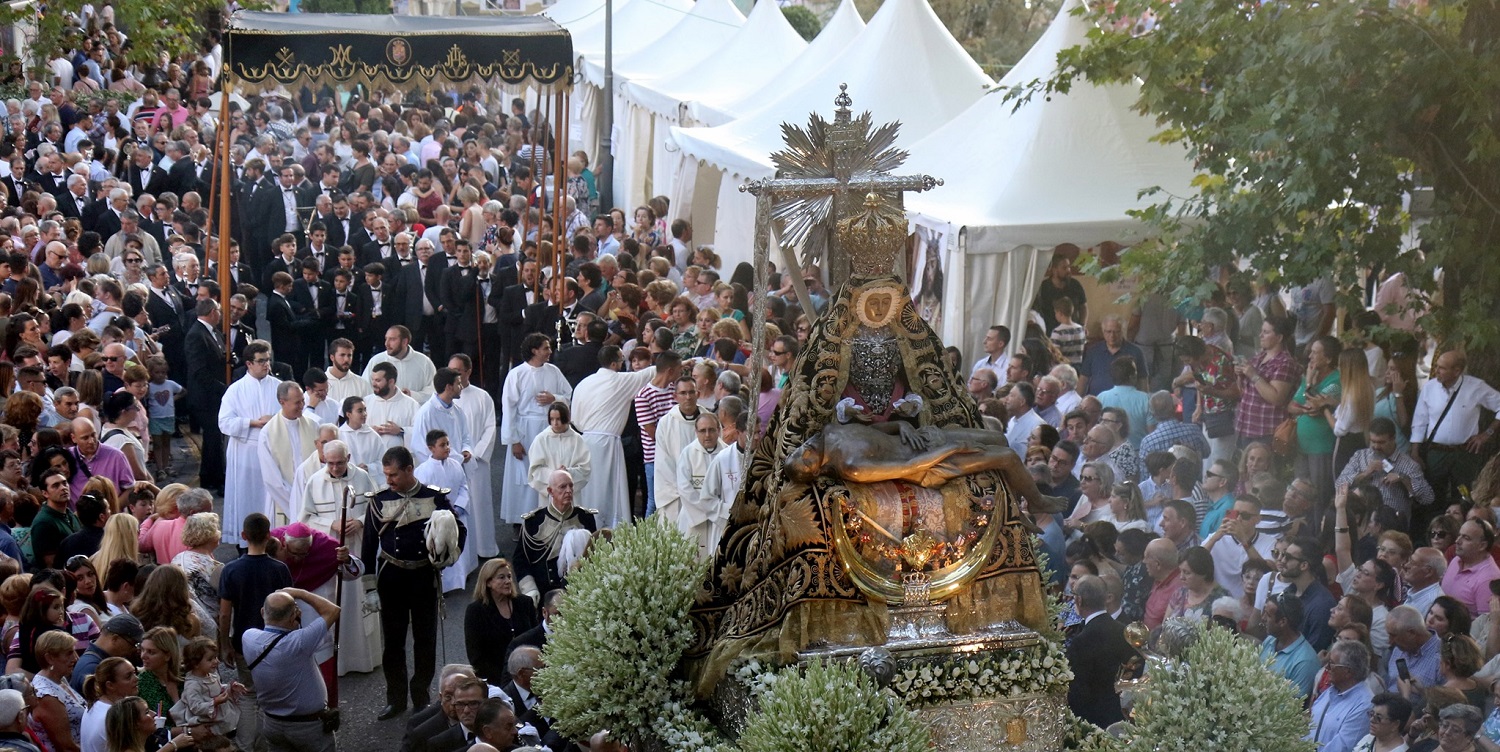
[334,486,349,650]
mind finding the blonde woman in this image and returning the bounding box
[463,559,537,685]
[1329,347,1376,476]
[92,514,140,579]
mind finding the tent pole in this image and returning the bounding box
[599,0,614,211]
[216,76,234,386]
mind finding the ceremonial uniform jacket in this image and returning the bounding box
[361,481,467,574]
[515,503,597,595]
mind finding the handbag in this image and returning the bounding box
[1272,416,1299,456]
[1202,410,1236,439]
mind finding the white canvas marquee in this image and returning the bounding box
[903,0,1198,362]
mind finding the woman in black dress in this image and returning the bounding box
[464,558,538,684]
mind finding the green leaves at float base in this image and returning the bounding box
[530,515,708,747]
[736,659,931,752]
[1010,0,1500,371]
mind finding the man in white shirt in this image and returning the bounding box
[1004,382,1044,457]
[1412,350,1500,522]
[324,338,370,408]
[362,325,436,404]
[971,325,1010,377]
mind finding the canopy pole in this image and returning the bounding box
[552,89,566,283]
[216,76,235,386]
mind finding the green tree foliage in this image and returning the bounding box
[783,6,822,42]
[1019,0,1500,366]
[2,0,234,76]
[852,0,1062,78]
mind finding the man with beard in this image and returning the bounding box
[364,362,421,452]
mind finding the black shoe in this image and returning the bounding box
[377,704,406,721]
[411,694,429,712]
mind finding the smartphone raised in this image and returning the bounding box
[1396,658,1411,683]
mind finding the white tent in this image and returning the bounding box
[541,0,624,30]
[669,0,992,270]
[617,0,805,218]
[567,0,693,165]
[599,0,747,209]
[903,0,1198,361]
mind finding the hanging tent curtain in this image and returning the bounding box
[225,11,575,92]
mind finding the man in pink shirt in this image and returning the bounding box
[151,88,191,133]
[1142,538,1180,629]
[1442,519,1500,616]
[138,487,214,563]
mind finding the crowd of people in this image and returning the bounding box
[0,4,1490,752]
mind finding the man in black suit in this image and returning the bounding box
[183,298,228,492]
[290,260,334,373]
[495,257,539,369]
[327,268,363,357]
[402,670,469,752]
[323,193,354,249]
[55,174,93,227]
[1066,575,1134,729]
[92,188,127,242]
[164,140,200,196]
[27,151,68,200]
[394,237,447,357]
[123,145,168,197]
[355,263,389,364]
[522,277,580,345]
[2,155,27,208]
[238,159,284,271]
[554,317,607,387]
[423,678,488,752]
[144,264,189,383]
[298,222,336,276]
[347,208,375,256]
[265,271,301,374]
[499,645,566,749]
[361,217,394,269]
[440,244,480,363]
[206,243,252,292]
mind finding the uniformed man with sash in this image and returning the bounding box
[362,445,466,721]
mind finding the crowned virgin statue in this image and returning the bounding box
[685,182,1054,694]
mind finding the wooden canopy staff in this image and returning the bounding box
[215,72,235,386]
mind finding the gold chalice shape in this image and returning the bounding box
[898,528,941,571]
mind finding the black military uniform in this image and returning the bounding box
[514,503,597,596]
[362,480,466,716]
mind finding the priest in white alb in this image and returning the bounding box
[364,362,421,451]
[290,424,339,522]
[569,345,655,529]
[675,413,725,556]
[259,381,321,526]
[298,439,380,675]
[407,368,471,466]
[698,411,747,559]
[499,332,572,525]
[414,429,472,593]
[653,376,704,529]
[217,340,281,544]
[449,354,498,560]
[361,325,436,404]
[527,402,592,506]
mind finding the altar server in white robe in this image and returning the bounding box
[698,411,748,558]
[362,324,437,404]
[217,340,281,544]
[337,396,388,489]
[290,424,340,522]
[298,439,381,675]
[407,367,471,466]
[528,403,592,505]
[653,376,705,529]
[449,354,498,559]
[325,337,370,406]
[570,345,656,529]
[500,332,572,524]
[415,429,473,592]
[259,382,321,525]
[305,371,342,425]
[364,361,420,451]
[676,413,726,556]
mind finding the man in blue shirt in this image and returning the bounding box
[1305,640,1376,752]
[1078,315,1146,396]
[1097,359,1151,448]
[1259,591,1319,698]
[1385,604,1443,692]
[1198,459,1237,540]
[243,586,340,751]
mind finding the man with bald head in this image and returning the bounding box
[242,586,340,752]
[69,417,135,504]
[515,469,597,598]
[1066,574,1133,728]
[100,342,128,393]
[1412,350,1500,534]
[1142,538,1181,629]
[258,382,320,525]
[1402,546,1448,617]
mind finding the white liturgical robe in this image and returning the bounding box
[259,412,320,525]
[456,384,498,558]
[697,443,745,558]
[362,347,437,404]
[499,362,571,523]
[675,439,725,554]
[408,394,471,465]
[416,456,472,593]
[338,423,388,489]
[217,373,281,543]
[653,406,701,527]
[326,369,370,408]
[527,427,592,502]
[299,465,380,675]
[365,391,421,450]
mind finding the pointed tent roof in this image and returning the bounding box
[581,0,746,88]
[570,0,693,66]
[619,0,807,126]
[669,0,991,180]
[693,0,865,127]
[542,0,627,31]
[904,0,1197,247]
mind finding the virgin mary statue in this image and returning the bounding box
[685,195,1049,694]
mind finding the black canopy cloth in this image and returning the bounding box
[225,11,574,92]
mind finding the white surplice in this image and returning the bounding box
[362,347,437,404]
[258,412,320,526]
[675,439,724,554]
[326,369,371,409]
[652,406,700,528]
[408,394,471,465]
[499,362,572,524]
[570,366,657,529]
[416,457,472,593]
[697,443,745,558]
[338,423,388,489]
[217,373,281,544]
[456,384,498,558]
[527,428,592,502]
[364,391,421,450]
[299,465,380,675]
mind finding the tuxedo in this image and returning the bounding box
[262,255,303,293]
[360,239,392,269]
[57,192,93,226]
[265,291,300,371]
[227,321,255,368]
[495,281,536,368]
[240,176,285,270]
[323,212,355,249]
[297,244,337,275]
[355,281,388,363]
[1,173,26,207]
[394,257,448,357]
[92,207,123,244]
[553,342,602,387]
[425,722,478,752]
[327,286,363,342]
[145,284,189,382]
[28,170,67,200]
[291,277,335,372]
[522,300,574,345]
[401,705,452,752]
[139,217,169,252]
[346,225,372,254]
[1066,613,1134,729]
[124,163,168,197]
[207,262,251,292]
[183,318,227,488]
[166,157,199,196]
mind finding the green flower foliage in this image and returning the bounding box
[1017,0,1500,367]
[531,516,708,745]
[1117,623,1314,752]
[737,660,931,752]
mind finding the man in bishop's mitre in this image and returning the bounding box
[686,194,1054,694]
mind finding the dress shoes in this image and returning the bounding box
[377,703,406,721]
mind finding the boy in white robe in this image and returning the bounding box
[415,429,473,593]
[699,411,748,559]
[653,377,703,528]
[407,367,471,466]
[676,413,725,556]
[527,402,592,503]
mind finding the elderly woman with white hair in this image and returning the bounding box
[170,512,223,631]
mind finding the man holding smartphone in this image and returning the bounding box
[1384,605,1441,692]
[1335,417,1434,525]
